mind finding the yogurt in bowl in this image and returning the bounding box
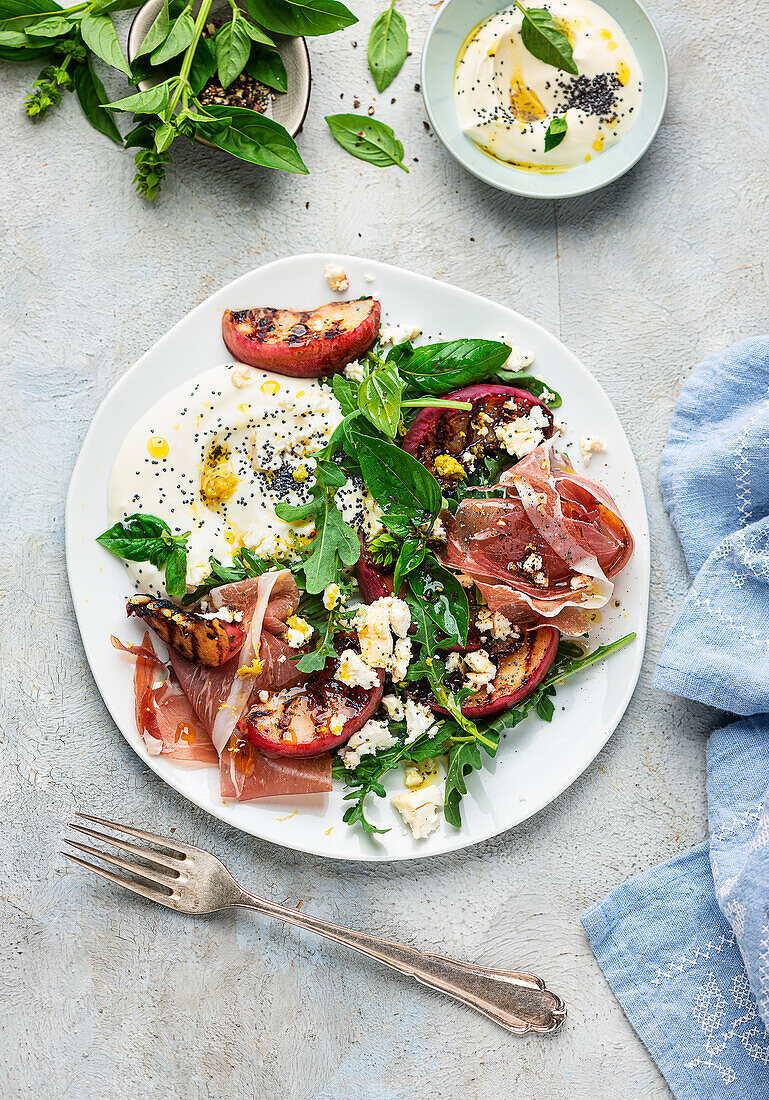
[455,0,643,172]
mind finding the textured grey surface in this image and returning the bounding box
[1,0,761,1095]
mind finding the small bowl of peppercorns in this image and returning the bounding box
[128,0,311,147]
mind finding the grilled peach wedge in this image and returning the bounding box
[222,298,381,377]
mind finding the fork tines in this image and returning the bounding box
[62,813,187,907]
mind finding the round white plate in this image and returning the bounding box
[66,253,649,862]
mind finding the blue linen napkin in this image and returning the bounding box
[582,337,769,1098]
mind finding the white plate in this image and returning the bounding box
[66,253,649,862]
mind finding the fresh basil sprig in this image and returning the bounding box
[544,115,567,152]
[389,339,512,395]
[246,0,357,37]
[345,427,441,526]
[367,0,407,93]
[326,113,409,172]
[514,2,578,75]
[96,512,189,600]
[357,359,404,437]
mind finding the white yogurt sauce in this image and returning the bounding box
[454,0,643,171]
[108,363,364,596]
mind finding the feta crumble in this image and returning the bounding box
[381,694,405,721]
[379,322,422,347]
[283,614,314,648]
[497,336,534,372]
[495,404,550,459]
[475,607,518,640]
[343,359,366,383]
[340,719,397,769]
[404,698,435,744]
[391,784,444,838]
[336,649,379,690]
[463,649,497,694]
[323,262,349,293]
[580,435,607,465]
[323,582,343,611]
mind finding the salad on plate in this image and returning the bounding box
[97,268,635,840]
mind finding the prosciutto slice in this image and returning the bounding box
[169,571,330,799]
[442,443,634,635]
[112,634,218,767]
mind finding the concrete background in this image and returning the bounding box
[2,0,765,1095]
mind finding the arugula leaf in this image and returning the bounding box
[215,12,250,88]
[275,462,359,594]
[332,373,359,416]
[367,1,407,93]
[79,12,130,76]
[73,57,122,143]
[182,547,279,605]
[197,105,309,174]
[151,8,194,64]
[132,0,169,60]
[544,114,567,152]
[357,360,403,437]
[244,44,287,92]
[345,429,441,523]
[444,737,490,828]
[515,3,577,75]
[325,113,409,172]
[392,339,511,395]
[245,0,357,37]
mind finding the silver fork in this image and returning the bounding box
[63,813,566,1036]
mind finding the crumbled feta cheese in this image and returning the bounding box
[391,784,444,838]
[353,596,412,681]
[200,604,243,624]
[580,435,607,465]
[445,652,463,674]
[475,607,518,640]
[430,516,447,541]
[404,698,435,744]
[283,614,314,648]
[391,637,412,682]
[381,694,405,721]
[336,648,379,690]
[343,359,366,383]
[258,689,269,702]
[570,572,592,590]
[323,583,343,611]
[495,404,549,459]
[463,649,497,694]
[497,336,534,372]
[340,718,397,769]
[323,262,349,293]
[361,493,384,537]
[363,273,375,283]
[379,322,422,346]
[231,367,252,388]
[404,765,423,789]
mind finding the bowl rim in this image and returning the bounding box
[126,0,312,141]
[420,0,669,199]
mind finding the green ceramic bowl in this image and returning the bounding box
[421,0,668,199]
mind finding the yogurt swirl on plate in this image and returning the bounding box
[454,0,643,171]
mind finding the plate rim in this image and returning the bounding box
[66,252,650,862]
[420,0,669,199]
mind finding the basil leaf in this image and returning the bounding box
[151,8,194,64]
[407,557,469,649]
[0,0,64,34]
[367,2,407,93]
[96,513,173,568]
[516,3,577,76]
[244,44,287,92]
[105,82,171,113]
[0,27,32,43]
[245,0,356,37]
[24,14,70,34]
[164,542,188,600]
[215,13,250,88]
[332,373,358,416]
[197,105,309,174]
[241,17,274,46]
[73,57,122,143]
[392,536,425,594]
[188,34,215,94]
[325,113,409,172]
[357,361,403,437]
[90,0,144,13]
[79,12,130,75]
[544,114,567,152]
[395,339,511,394]
[493,370,562,408]
[132,0,169,60]
[347,430,441,521]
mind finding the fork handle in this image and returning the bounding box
[235,892,565,1035]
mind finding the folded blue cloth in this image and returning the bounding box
[582,338,769,1098]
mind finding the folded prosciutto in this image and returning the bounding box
[117,571,332,799]
[441,443,634,635]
